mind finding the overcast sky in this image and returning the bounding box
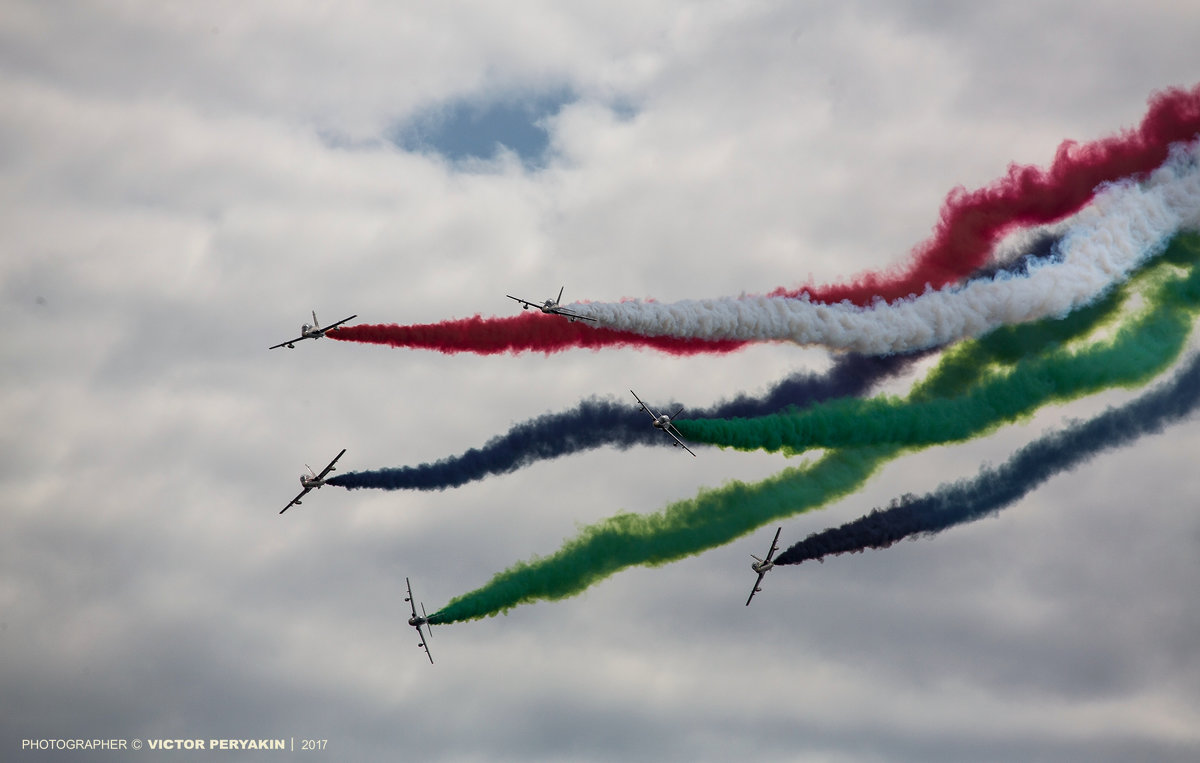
[3,2,1199,761]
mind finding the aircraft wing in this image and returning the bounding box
[506,294,539,310]
[321,315,357,333]
[550,307,598,323]
[764,527,782,563]
[745,571,768,606]
[630,390,660,421]
[405,577,419,619]
[269,334,307,350]
[280,486,312,514]
[665,427,698,457]
[418,624,434,664]
[313,448,347,481]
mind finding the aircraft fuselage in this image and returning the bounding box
[752,557,773,575]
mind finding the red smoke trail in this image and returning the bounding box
[328,312,748,355]
[332,85,1200,356]
[776,83,1200,305]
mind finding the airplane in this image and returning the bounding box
[630,389,697,457]
[279,448,346,514]
[405,577,434,664]
[506,286,597,323]
[269,311,357,349]
[745,527,782,606]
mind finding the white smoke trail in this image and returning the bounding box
[575,141,1200,355]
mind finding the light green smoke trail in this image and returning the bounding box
[430,446,894,624]
[675,241,1200,454]
[430,236,1200,623]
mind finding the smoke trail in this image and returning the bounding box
[329,311,748,356]
[330,98,1200,359]
[675,234,1200,453]
[425,241,1195,622]
[773,349,1200,565]
[583,143,1200,353]
[332,157,1182,356]
[331,244,1064,493]
[328,351,928,491]
[427,445,894,624]
[786,82,1200,305]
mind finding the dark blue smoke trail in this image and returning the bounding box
[967,232,1063,281]
[328,351,928,490]
[773,351,1200,565]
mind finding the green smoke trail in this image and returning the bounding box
[430,236,1200,623]
[675,240,1200,454]
[429,445,892,623]
[911,286,1124,401]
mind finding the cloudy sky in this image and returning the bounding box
[3,1,1199,760]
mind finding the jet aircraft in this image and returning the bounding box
[506,286,597,323]
[630,389,696,457]
[280,448,346,514]
[405,577,434,664]
[745,527,782,606]
[269,311,357,349]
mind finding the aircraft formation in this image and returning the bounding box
[270,296,709,663]
[265,82,1200,664]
